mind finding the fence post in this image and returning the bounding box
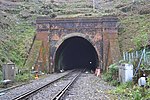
[123,52,126,61]
[134,48,145,76]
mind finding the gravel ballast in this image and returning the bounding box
[0,70,117,100]
[29,70,81,100]
[63,72,116,100]
[0,70,72,100]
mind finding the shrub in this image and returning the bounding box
[111,80,150,99]
[111,80,119,86]
[15,72,34,82]
[133,89,142,100]
[102,63,119,86]
[109,63,118,75]
[103,62,137,85]
[103,72,113,82]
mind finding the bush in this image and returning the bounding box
[15,72,34,82]
[111,80,119,86]
[109,63,118,74]
[103,63,150,99]
[133,89,142,100]
[111,80,150,99]
[102,63,119,86]
[103,72,113,82]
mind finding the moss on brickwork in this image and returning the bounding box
[24,40,42,69]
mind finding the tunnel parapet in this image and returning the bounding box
[30,16,121,73]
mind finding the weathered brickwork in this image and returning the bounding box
[34,16,121,73]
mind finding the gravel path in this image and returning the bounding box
[0,70,72,100]
[63,72,116,100]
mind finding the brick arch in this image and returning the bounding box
[35,17,121,73]
[53,33,100,71]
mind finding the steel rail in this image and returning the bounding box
[51,70,83,100]
[0,74,52,94]
[0,83,27,94]
[12,70,75,100]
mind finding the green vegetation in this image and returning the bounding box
[0,21,35,68]
[0,21,35,81]
[0,0,149,85]
[103,62,150,99]
[25,40,42,70]
[0,71,2,81]
[15,72,34,82]
[119,14,150,51]
[0,0,149,70]
[110,80,150,99]
[102,63,119,86]
[133,32,148,49]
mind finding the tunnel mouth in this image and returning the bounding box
[54,36,99,72]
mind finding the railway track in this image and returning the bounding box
[0,74,52,94]
[51,69,82,100]
[11,69,83,100]
[0,83,27,94]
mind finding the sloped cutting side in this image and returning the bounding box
[24,40,42,70]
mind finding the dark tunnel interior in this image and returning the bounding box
[54,36,99,72]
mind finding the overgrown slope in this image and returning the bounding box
[0,0,149,69]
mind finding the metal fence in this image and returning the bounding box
[123,48,150,66]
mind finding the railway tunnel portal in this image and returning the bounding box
[54,35,99,72]
[26,16,121,73]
